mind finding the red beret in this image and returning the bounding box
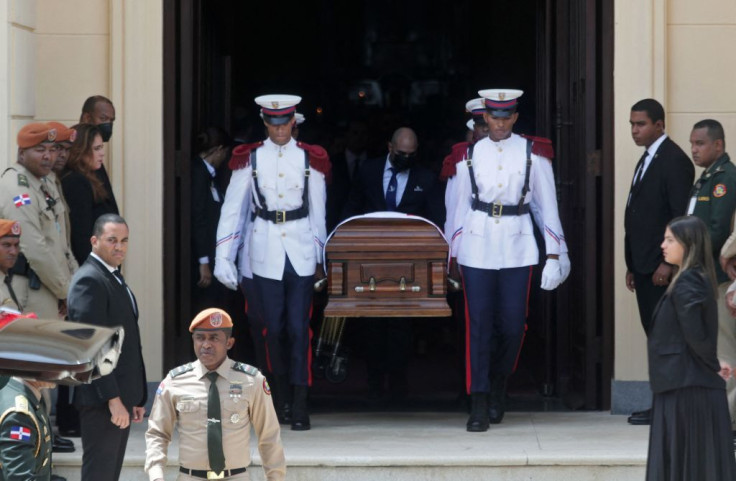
[46,122,77,143]
[0,219,21,238]
[17,122,58,148]
[189,308,233,332]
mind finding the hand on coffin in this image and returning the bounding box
[449,257,461,281]
[540,258,563,291]
[214,258,239,290]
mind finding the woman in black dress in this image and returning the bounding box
[646,215,736,480]
[61,124,119,264]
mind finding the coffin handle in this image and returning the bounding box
[399,277,406,291]
[369,277,376,292]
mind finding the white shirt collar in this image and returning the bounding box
[201,157,216,177]
[646,133,668,157]
[90,252,119,274]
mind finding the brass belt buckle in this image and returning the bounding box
[491,203,503,218]
[207,471,225,479]
[275,210,286,223]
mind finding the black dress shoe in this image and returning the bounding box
[466,393,490,432]
[627,408,651,425]
[52,436,75,453]
[291,386,311,431]
[54,436,74,448]
[488,375,507,424]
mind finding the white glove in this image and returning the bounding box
[558,253,571,283]
[540,258,563,291]
[214,258,239,291]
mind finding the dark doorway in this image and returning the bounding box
[163,0,614,410]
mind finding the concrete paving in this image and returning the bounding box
[53,411,651,480]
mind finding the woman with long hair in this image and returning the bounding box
[646,215,736,480]
[61,123,119,264]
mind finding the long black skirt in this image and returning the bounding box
[646,385,736,481]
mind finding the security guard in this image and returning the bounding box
[0,219,28,312]
[446,89,571,432]
[687,118,736,430]
[0,123,77,319]
[0,375,54,480]
[145,308,285,481]
[214,94,329,431]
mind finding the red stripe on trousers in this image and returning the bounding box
[512,266,534,372]
[462,276,472,395]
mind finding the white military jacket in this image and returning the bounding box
[216,138,327,281]
[447,133,567,269]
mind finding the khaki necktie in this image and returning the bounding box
[206,371,225,474]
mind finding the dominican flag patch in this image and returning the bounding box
[13,194,31,207]
[10,426,31,442]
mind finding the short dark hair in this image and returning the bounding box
[631,99,665,127]
[92,214,127,237]
[80,95,114,123]
[693,119,725,148]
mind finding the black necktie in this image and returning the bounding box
[113,270,138,317]
[386,167,398,211]
[633,151,648,186]
[4,273,22,311]
[206,371,225,474]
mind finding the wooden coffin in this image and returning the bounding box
[324,214,451,317]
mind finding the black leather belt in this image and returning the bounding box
[471,200,531,217]
[254,206,308,224]
[179,467,247,479]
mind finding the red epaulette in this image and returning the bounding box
[297,141,332,185]
[228,142,264,170]
[439,141,471,181]
[520,135,555,159]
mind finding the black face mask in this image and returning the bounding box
[98,123,113,142]
[390,151,417,172]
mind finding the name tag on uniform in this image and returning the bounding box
[687,196,696,215]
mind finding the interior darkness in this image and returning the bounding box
[195,0,566,412]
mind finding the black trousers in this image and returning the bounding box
[632,271,667,336]
[79,405,131,481]
[253,256,314,386]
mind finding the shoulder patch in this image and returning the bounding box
[228,142,263,170]
[17,174,29,187]
[440,141,471,181]
[298,141,332,184]
[713,183,727,198]
[232,361,259,376]
[521,134,555,159]
[169,362,194,378]
[14,394,29,412]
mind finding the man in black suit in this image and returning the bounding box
[342,127,443,400]
[68,214,147,481]
[326,119,370,232]
[343,127,443,224]
[624,98,694,425]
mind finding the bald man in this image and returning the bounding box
[342,127,443,224]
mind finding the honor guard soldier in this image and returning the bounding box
[442,98,490,240]
[145,308,285,481]
[214,94,329,431]
[686,119,736,430]
[0,220,28,312]
[0,123,77,319]
[446,89,571,432]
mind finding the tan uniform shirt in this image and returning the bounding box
[0,163,77,301]
[50,172,74,251]
[145,358,285,481]
[0,272,29,312]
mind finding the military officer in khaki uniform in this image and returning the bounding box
[0,123,77,319]
[0,375,54,480]
[47,122,77,250]
[145,308,285,481]
[0,219,28,312]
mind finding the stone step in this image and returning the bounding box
[53,411,649,480]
